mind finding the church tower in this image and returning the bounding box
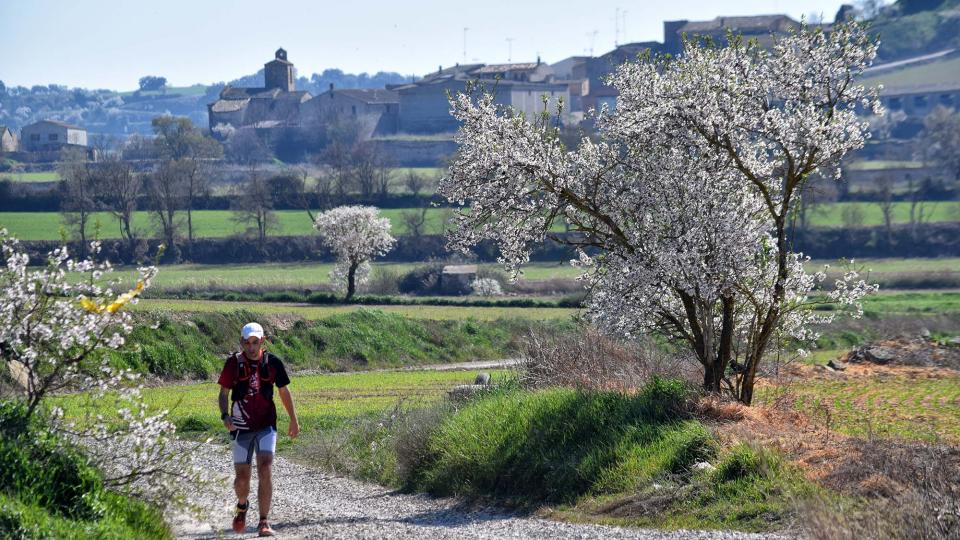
[265,48,294,92]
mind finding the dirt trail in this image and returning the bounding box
[173,443,781,540]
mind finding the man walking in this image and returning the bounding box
[219,322,300,537]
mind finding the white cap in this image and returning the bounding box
[241,322,264,340]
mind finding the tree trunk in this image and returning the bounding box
[345,261,359,301]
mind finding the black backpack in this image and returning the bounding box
[230,352,277,402]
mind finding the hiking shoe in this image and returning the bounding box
[258,519,275,537]
[232,502,249,534]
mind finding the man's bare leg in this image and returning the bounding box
[256,453,274,520]
[234,463,252,503]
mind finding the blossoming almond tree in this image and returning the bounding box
[439,23,880,404]
[314,206,396,301]
[0,230,213,512]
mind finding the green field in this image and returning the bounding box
[54,369,498,443]
[803,201,960,228]
[130,298,578,321]
[3,202,958,240]
[1,171,58,183]
[757,374,960,443]
[845,160,924,171]
[95,261,582,290]
[0,209,455,240]
[859,290,960,316]
[78,258,960,295]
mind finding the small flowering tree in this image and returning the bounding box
[440,23,880,404]
[314,206,396,301]
[0,230,213,512]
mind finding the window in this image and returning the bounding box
[940,94,955,107]
[887,97,902,110]
[49,134,58,141]
[914,95,928,108]
[351,105,356,115]
[30,134,40,141]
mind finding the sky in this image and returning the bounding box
[1,0,854,91]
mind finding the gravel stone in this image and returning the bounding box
[173,443,787,540]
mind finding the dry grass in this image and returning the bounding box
[514,327,696,391]
[723,378,960,540]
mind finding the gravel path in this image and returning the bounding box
[173,443,785,540]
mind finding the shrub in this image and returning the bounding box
[470,277,502,296]
[411,380,698,501]
[398,263,445,295]
[517,326,694,391]
[0,401,169,539]
[364,266,401,295]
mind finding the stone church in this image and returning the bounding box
[207,48,313,136]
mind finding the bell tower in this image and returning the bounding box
[265,48,294,92]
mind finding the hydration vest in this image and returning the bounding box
[230,352,277,402]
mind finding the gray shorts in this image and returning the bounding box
[231,426,276,465]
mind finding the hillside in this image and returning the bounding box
[871,0,960,62]
[0,69,409,138]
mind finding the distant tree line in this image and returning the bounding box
[224,68,411,95]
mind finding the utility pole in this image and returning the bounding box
[506,37,514,62]
[621,9,628,44]
[614,7,620,46]
[620,10,630,43]
[463,27,469,64]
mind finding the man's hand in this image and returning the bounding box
[223,417,236,432]
[278,386,299,439]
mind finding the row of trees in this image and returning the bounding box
[58,117,222,261]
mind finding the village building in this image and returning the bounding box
[0,126,18,152]
[208,48,314,136]
[662,15,800,55]
[19,120,87,152]
[393,62,570,134]
[576,14,813,113]
[306,86,399,138]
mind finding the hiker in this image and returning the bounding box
[218,322,300,537]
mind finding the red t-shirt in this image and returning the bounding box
[218,351,290,432]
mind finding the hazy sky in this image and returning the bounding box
[2,0,852,90]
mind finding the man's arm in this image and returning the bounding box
[278,386,299,439]
[219,386,235,431]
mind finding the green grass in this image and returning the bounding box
[1,171,58,183]
[0,401,169,539]
[805,201,960,228]
[87,257,960,295]
[859,291,960,316]
[0,208,571,240]
[407,382,817,532]
[95,261,582,291]
[130,298,578,321]
[109,308,566,378]
[0,209,452,240]
[809,257,960,274]
[756,374,960,443]
[845,160,924,170]
[3,201,958,240]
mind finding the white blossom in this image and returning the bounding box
[471,277,503,296]
[314,206,396,299]
[0,230,215,516]
[439,23,880,403]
